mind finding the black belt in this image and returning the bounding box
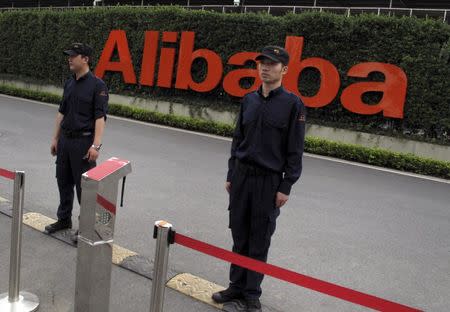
[235,159,278,176]
[62,129,93,139]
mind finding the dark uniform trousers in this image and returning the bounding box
[56,133,96,221]
[228,160,282,299]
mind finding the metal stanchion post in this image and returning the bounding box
[0,171,39,312]
[149,221,174,312]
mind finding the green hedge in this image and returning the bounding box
[0,84,62,104]
[108,104,234,137]
[305,137,450,179]
[1,85,449,179]
[0,7,450,144]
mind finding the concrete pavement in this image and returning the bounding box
[0,212,217,312]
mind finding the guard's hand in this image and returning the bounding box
[225,182,232,194]
[85,147,99,162]
[50,139,58,156]
[276,192,289,208]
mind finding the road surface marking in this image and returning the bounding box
[167,273,225,309]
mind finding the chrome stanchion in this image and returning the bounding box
[0,171,39,312]
[149,220,174,312]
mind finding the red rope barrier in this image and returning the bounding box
[96,194,116,215]
[0,168,15,180]
[174,233,422,312]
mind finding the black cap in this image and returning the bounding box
[255,46,289,65]
[63,43,93,57]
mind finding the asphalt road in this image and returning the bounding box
[0,94,449,312]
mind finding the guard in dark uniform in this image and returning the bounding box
[45,43,108,234]
[212,46,306,312]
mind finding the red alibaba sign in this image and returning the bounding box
[95,30,408,118]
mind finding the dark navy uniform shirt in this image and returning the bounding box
[227,85,306,195]
[59,71,109,131]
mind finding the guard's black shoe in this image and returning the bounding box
[212,288,243,303]
[44,219,72,234]
[223,299,247,311]
[71,230,79,244]
[246,298,262,312]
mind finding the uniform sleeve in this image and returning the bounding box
[226,100,245,182]
[94,79,109,120]
[58,80,69,115]
[278,97,306,195]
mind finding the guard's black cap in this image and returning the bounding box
[255,46,289,65]
[63,43,93,57]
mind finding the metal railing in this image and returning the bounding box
[194,5,449,22]
[0,4,448,23]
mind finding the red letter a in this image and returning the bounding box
[341,63,407,118]
[95,30,136,84]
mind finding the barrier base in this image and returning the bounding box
[0,292,40,312]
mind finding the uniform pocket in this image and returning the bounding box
[261,117,286,161]
[77,94,94,117]
[228,175,237,211]
[55,138,64,165]
[263,116,287,129]
[242,116,257,126]
[265,209,279,242]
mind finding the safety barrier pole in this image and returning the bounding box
[0,170,39,312]
[149,221,175,312]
